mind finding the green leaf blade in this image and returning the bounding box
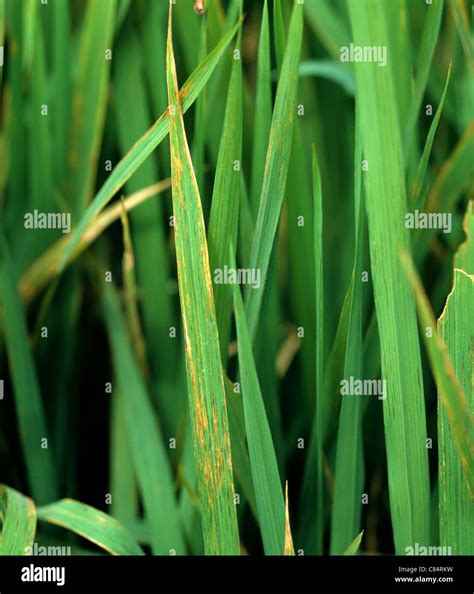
[208,7,243,366]
[69,0,116,215]
[438,269,474,554]
[233,281,285,555]
[0,485,37,555]
[37,499,144,556]
[245,1,304,342]
[348,0,431,553]
[343,530,364,556]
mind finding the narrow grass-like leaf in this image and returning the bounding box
[276,1,317,420]
[0,485,36,555]
[69,0,116,215]
[411,63,452,209]
[166,5,239,555]
[300,274,355,551]
[37,499,144,556]
[273,0,286,71]
[0,229,58,504]
[245,1,303,341]
[192,17,208,194]
[348,0,431,552]
[120,201,148,376]
[250,0,271,215]
[284,483,295,556]
[3,0,26,247]
[224,377,258,520]
[238,177,254,267]
[403,0,443,156]
[298,60,355,96]
[384,0,411,125]
[51,0,71,185]
[29,17,52,216]
[58,17,242,274]
[312,146,324,554]
[321,277,354,444]
[233,278,284,555]
[343,530,364,556]
[207,2,242,366]
[102,282,185,554]
[200,0,233,166]
[21,0,36,74]
[109,389,137,525]
[253,0,286,472]
[141,0,169,176]
[330,114,365,555]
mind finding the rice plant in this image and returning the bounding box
[0,0,472,560]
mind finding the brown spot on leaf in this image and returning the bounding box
[194,1,205,15]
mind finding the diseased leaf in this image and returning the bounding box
[166,4,239,556]
[284,483,295,556]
